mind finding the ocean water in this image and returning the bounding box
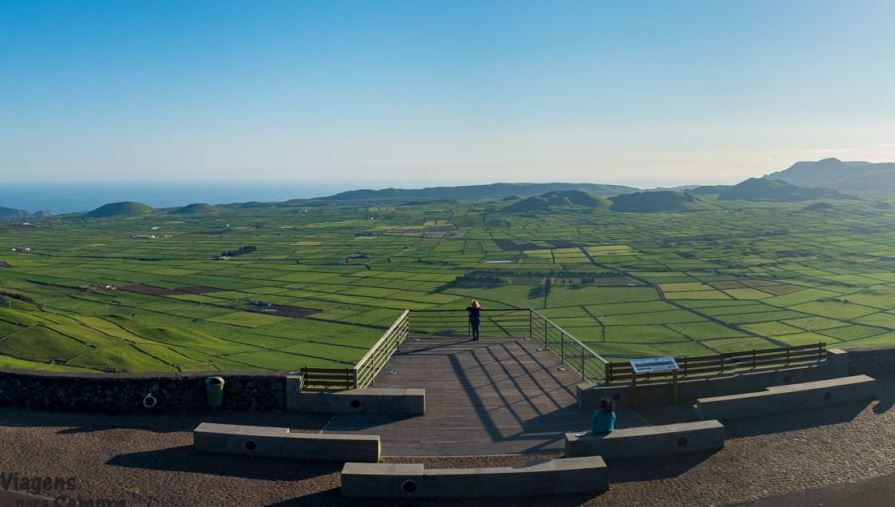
[0,182,352,214]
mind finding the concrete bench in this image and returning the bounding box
[286,375,424,415]
[193,423,380,462]
[564,420,725,460]
[694,374,877,420]
[341,457,608,499]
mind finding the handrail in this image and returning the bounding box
[354,309,410,369]
[350,307,608,387]
[605,342,828,384]
[350,307,827,389]
[529,308,610,383]
[529,309,605,360]
[409,308,530,338]
[409,308,529,313]
[353,309,411,389]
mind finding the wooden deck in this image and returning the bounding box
[323,336,646,456]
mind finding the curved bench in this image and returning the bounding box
[694,374,876,420]
[193,422,380,462]
[341,457,608,498]
[564,420,725,459]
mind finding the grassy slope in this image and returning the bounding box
[1,194,895,372]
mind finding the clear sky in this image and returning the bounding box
[1,0,894,188]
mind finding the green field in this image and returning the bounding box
[3,195,895,372]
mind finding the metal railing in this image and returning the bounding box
[346,307,609,389]
[324,307,826,391]
[529,309,610,383]
[605,342,828,385]
[409,308,530,338]
[353,309,411,389]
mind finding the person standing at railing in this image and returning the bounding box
[466,300,482,341]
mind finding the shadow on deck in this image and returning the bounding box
[323,336,647,456]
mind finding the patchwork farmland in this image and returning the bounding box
[3,196,895,373]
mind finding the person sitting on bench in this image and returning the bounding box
[591,398,616,435]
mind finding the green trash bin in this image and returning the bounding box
[205,376,225,409]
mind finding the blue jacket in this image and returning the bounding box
[591,409,616,434]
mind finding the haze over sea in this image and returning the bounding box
[0,182,353,214]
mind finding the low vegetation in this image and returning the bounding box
[1,182,894,373]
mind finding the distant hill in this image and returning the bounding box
[0,207,29,221]
[687,185,727,195]
[803,202,834,211]
[765,158,895,192]
[84,201,154,218]
[502,190,608,213]
[609,190,704,212]
[321,182,636,202]
[175,203,218,214]
[713,178,851,201]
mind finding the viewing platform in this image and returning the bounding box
[322,335,646,456]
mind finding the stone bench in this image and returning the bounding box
[694,374,877,421]
[286,375,424,416]
[564,420,725,460]
[193,422,380,462]
[341,457,608,499]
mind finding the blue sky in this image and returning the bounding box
[1,0,894,187]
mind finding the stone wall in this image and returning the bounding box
[0,369,286,412]
[847,346,895,377]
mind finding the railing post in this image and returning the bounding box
[580,347,585,380]
[527,310,610,384]
[529,309,533,339]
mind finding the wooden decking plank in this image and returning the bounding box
[323,337,601,456]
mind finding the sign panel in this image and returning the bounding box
[630,356,679,375]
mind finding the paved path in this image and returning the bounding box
[324,336,646,456]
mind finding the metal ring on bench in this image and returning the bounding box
[142,393,158,409]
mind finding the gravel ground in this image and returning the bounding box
[0,375,892,507]
[733,472,895,507]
